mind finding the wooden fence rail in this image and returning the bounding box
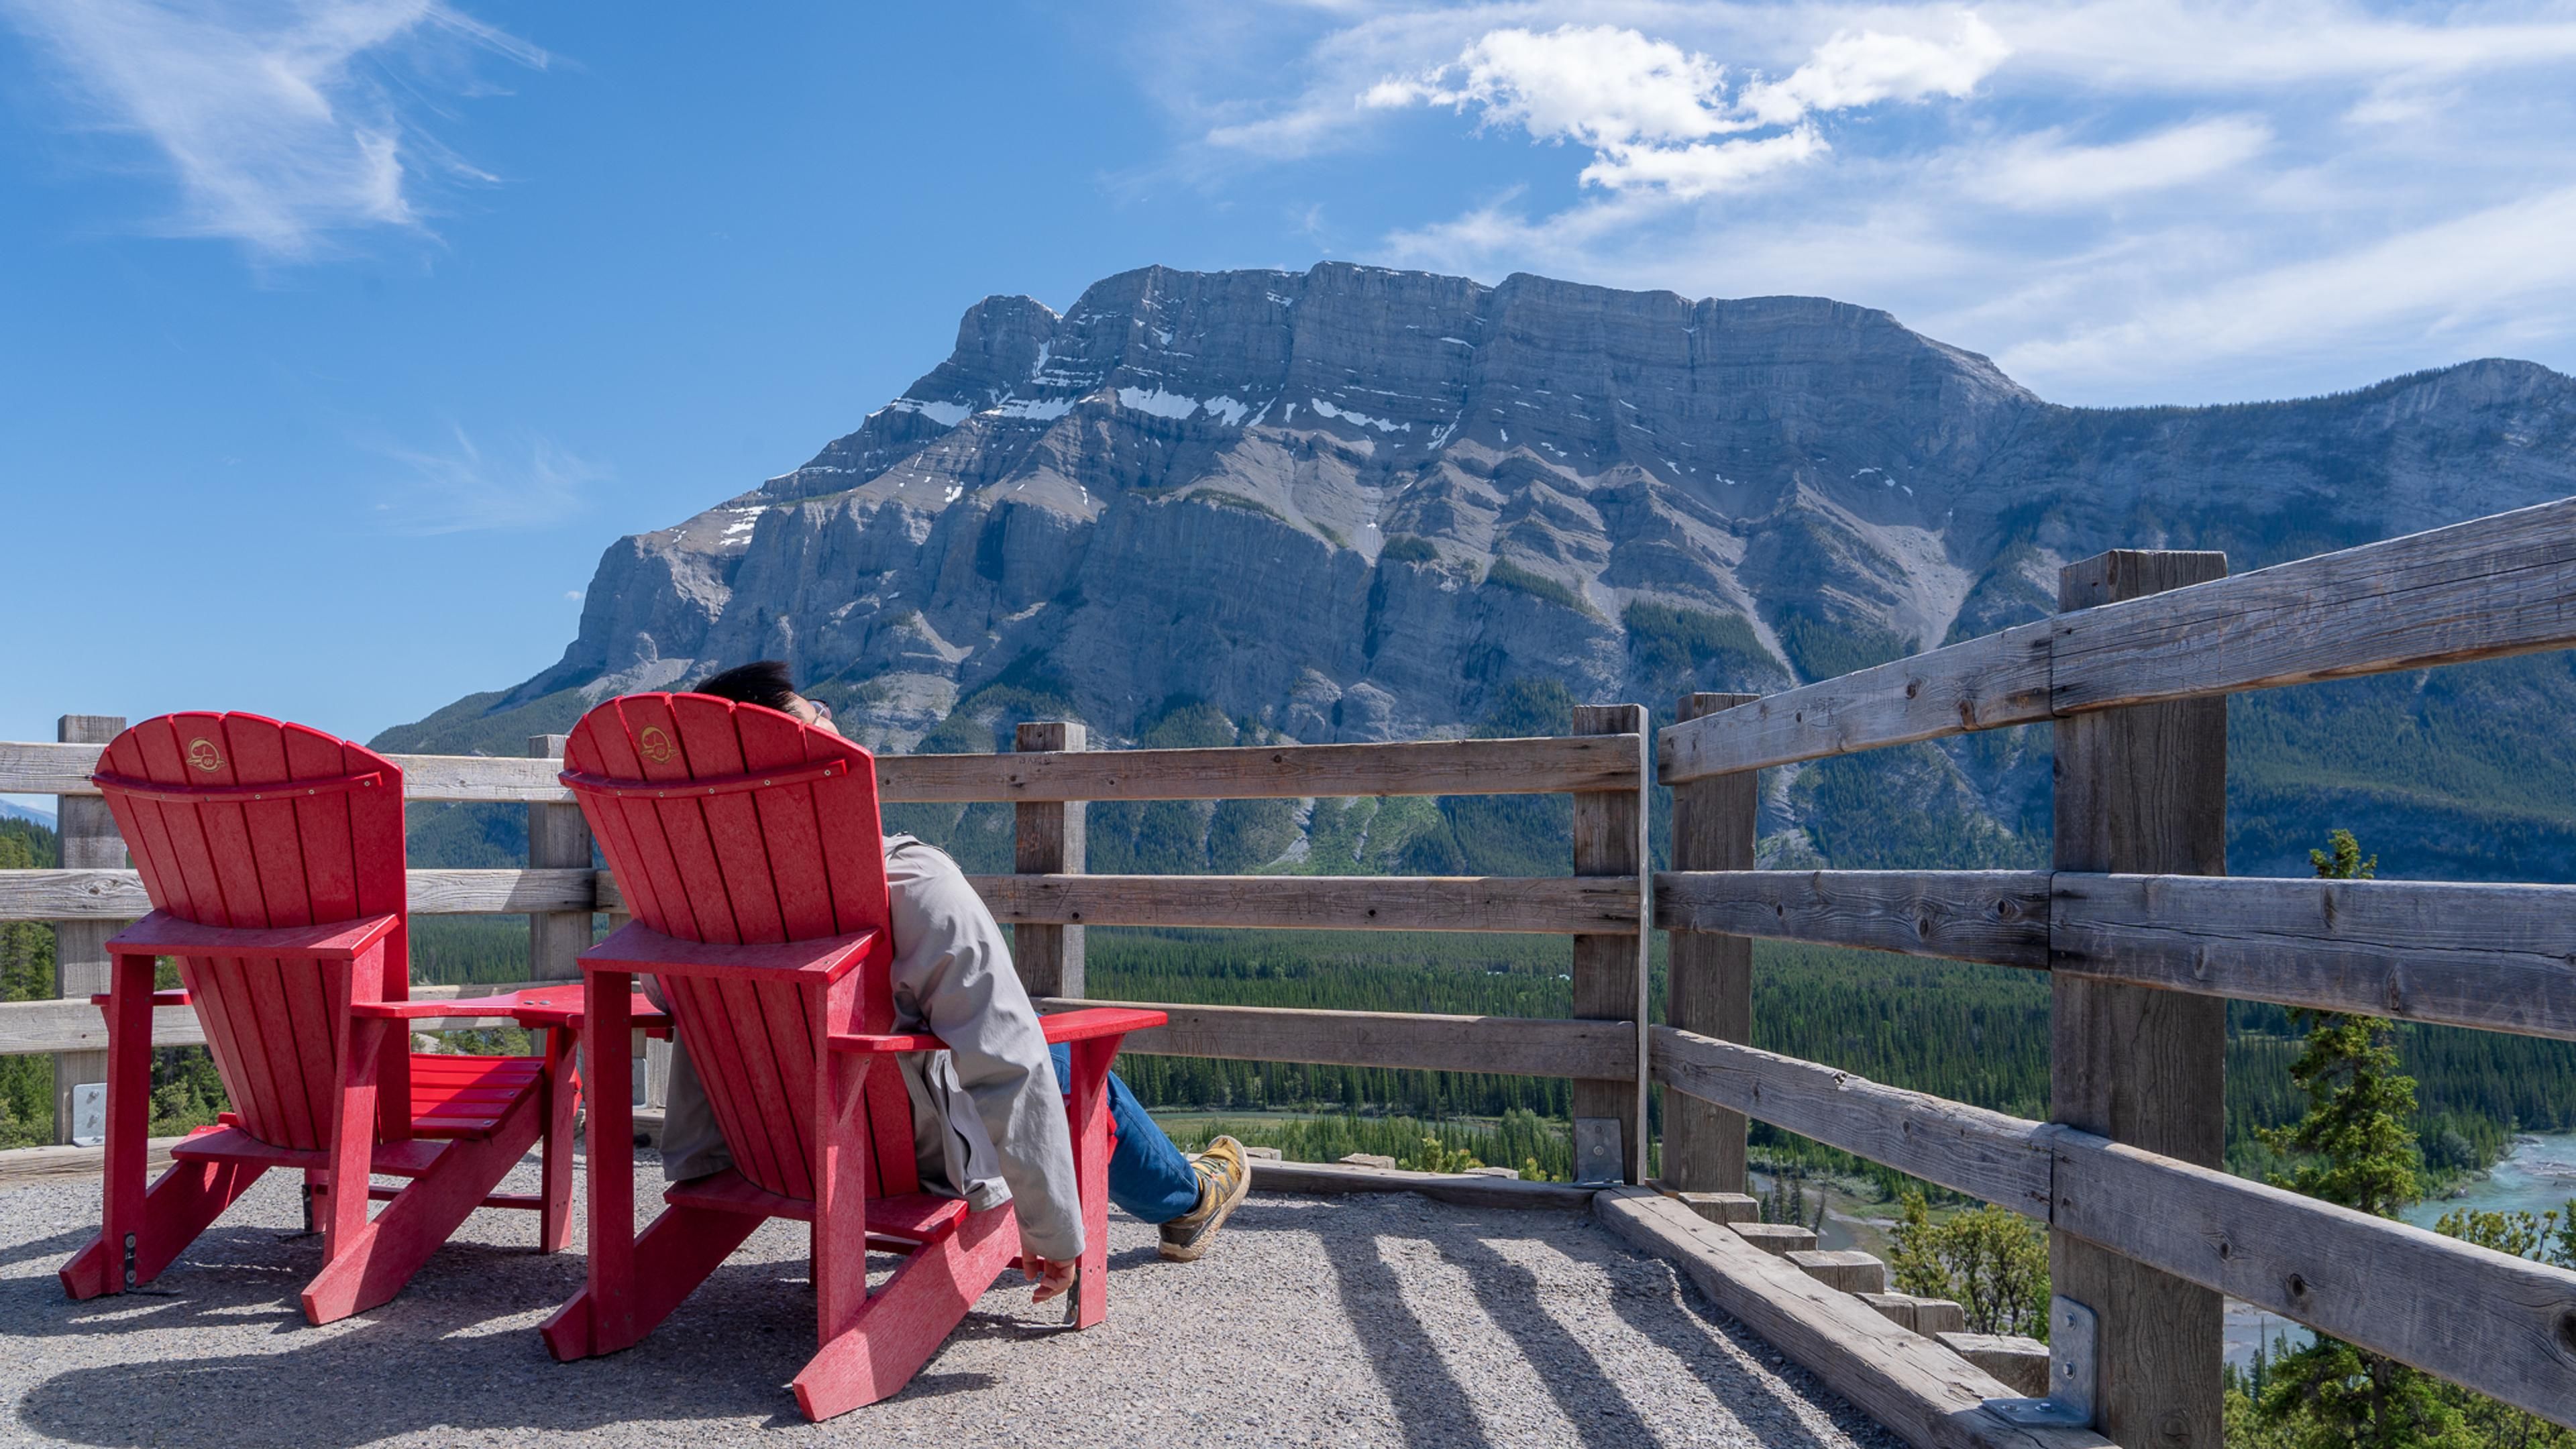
[1652,1025,2576,1428]
[1653,869,2576,1042]
[1661,496,2576,783]
[0,732,1644,806]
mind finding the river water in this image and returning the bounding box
[2224,1132,2576,1370]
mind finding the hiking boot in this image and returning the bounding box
[1158,1135,1252,1262]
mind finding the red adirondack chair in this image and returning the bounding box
[537,692,1165,1421]
[58,712,594,1324]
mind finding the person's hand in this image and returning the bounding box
[1020,1253,1076,1303]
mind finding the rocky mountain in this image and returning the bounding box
[380,262,2576,881]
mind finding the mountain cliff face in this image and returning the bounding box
[381,262,2576,880]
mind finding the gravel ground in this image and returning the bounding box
[0,1153,1904,1448]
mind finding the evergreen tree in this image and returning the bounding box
[2245,830,2469,1449]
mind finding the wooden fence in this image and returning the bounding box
[7,494,2576,1443]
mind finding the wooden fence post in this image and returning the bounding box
[527,735,590,983]
[1662,691,1758,1193]
[52,713,125,1144]
[2053,550,2228,1449]
[1014,721,1086,999]
[1572,703,1650,1183]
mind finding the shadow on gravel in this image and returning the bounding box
[1600,1256,1841,1449]
[1436,1231,1659,1449]
[0,1226,99,1273]
[1312,1204,1485,1449]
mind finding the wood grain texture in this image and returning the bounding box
[1655,870,2051,968]
[1664,691,1757,1195]
[877,733,1643,803]
[13,733,1644,805]
[1651,1025,2054,1217]
[0,867,603,920]
[1656,499,2576,786]
[527,735,592,983]
[1038,998,1635,1079]
[2053,873,2576,1040]
[0,979,551,1057]
[2047,1127,2576,1430]
[2052,549,2227,1449]
[2052,495,2576,714]
[0,1135,182,1187]
[1244,1157,1601,1210]
[1011,721,1085,999]
[1593,1187,2114,1449]
[52,714,124,1142]
[969,873,1640,934]
[1572,704,1650,1183]
[1658,622,2053,784]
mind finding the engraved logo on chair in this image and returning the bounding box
[637,725,676,764]
[185,737,224,772]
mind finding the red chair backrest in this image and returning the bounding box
[564,694,906,1201]
[92,712,408,1151]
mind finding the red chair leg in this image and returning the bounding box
[61,951,158,1301]
[61,1157,264,1298]
[301,1085,540,1324]
[1065,1036,1121,1331]
[541,1203,763,1360]
[537,1024,580,1253]
[791,1201,1020,1422]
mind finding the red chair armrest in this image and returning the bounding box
[1038,1006,1169,1042]
[88,989,188,1009]
[826,1006,1167,1057]
[107,908,400,962]
[578,920,880,984]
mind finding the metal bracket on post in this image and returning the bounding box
[1983,1296,2098,1426]
[1572,1117,1623,1185]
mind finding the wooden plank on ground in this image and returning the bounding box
[1247,1157,1599,1211]
[2052,495,2576,714]
[0,980,550,1057]
[1658,622,2053,784]
[972,873,1639,934]
[1650,1026,2053,1216]
[1654,869,2051,968]
[2047,1128,2576,1430]
[875,733,1642,804]
[2053,873,2576,1041]
[1038,999,1635,1080]
[1593,1187,2112,1449]
[0,1135,184,1189]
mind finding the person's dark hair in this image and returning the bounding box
[691,660,797,712]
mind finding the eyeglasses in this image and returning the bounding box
[802,698,833,725]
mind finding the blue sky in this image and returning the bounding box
[5,1,2575,802]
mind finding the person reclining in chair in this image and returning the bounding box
[655,661,1252,1301]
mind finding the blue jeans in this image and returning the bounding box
[1051,1043,1201,1224]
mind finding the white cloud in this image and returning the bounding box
[373,428,604,535]
[1974,115,2273,208]
[1157,0,2576,402]
[1363,17,2006,200]
[0,0,544,259]
[1737,16,2010,127]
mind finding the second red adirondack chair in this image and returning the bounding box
[58,712,589,1324]
[537,692,1164,1421]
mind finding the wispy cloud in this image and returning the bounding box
[0,0,544,259]
[371,427,604,535]
[1150,0,2576,402]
